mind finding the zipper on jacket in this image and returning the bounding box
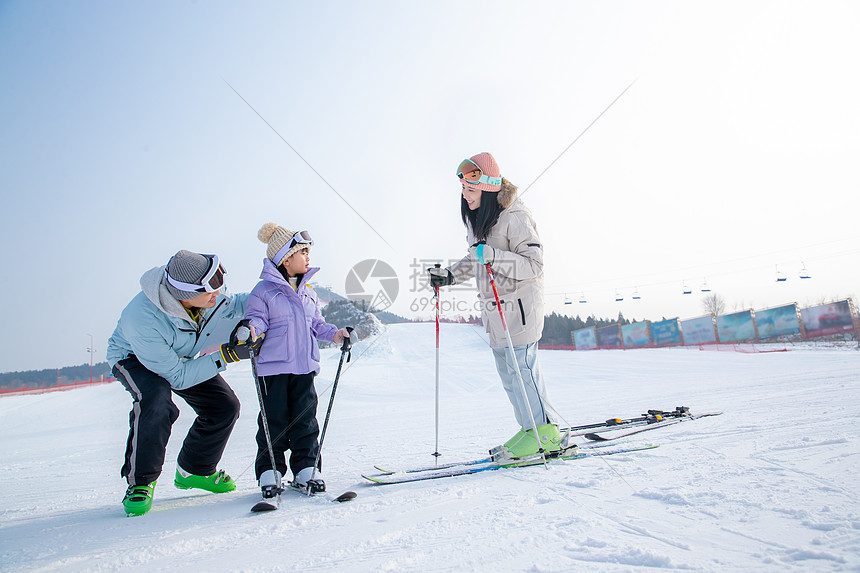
[196,299,226,343]
[518,298,526,326]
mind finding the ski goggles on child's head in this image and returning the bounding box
[456,159,502,187]
[165,254,227,293]
[272,231,314,265]
[287,230,313,250]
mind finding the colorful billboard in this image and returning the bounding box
[622,321,651,348]
[596,324,623,349]
[716,310,757,343]
[756,304,801,340]
[650,318,682,347]
[801,300,856,339]
[681,315,717,345]
[573,327,597,350]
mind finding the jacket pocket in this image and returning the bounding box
[257,324,291,365]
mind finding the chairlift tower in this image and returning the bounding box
[86,334,96,383]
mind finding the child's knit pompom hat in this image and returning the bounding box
[258,222,309,267]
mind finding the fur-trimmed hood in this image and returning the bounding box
[497,178,518,209]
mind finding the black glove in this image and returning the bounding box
[427,267,454,289]
[219,320,265,364]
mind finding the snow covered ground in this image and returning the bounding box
[2,323,859,572]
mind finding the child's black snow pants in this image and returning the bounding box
[113,355,240,486]
[253,372,320,481]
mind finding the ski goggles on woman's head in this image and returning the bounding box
[456,159,502,187]
[165,254,226,293]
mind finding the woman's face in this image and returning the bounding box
[462,183,482,210]
[282,248,310,277]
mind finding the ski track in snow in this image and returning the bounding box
[1,323,859,572]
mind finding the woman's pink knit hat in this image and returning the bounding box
[460,152,502,192]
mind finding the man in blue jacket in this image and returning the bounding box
[107,250,261,516]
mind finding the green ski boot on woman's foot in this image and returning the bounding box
[174,467,235,493]
[122,482,156,516]
[489,428,528,458]
[491,424,564,460]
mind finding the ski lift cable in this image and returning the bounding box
[545,247,858,297]
[545,244,859,296]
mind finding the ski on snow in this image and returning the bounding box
[581,410,723,442]
[362,443,659,485]
[367,406,719,478]
[250,485,357,512]
[372,440,629,476]
[362,406,721,485]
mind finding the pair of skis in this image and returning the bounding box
[362,442,660,485]
[568,407,723,442]
[251,486,356,513]
[363,406,722,485]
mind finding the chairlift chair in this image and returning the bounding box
[632,288,641,300]
[564,293,572,305]
[799,262,811,279]
[775,265,787,282]
[615,290,624,302]
[701,278,711,293]
[682,282,692,295]
[578,293,587,304]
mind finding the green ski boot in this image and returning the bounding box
[489,428,527,458]
[174,467,236,493]
[493,424,564,460]
[122,481,156,516]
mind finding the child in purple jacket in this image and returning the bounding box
[245,222,351,498]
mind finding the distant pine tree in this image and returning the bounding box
[0,362,112,390]
[320,299,384,346]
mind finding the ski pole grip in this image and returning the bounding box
[475,242,488,266]
[341,326,354,352]
[236,326,251,343]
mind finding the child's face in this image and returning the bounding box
[282,248,310,277]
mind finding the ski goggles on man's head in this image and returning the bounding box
[165,254,226,294]
[456,159,502,187]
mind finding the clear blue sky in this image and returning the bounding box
[1,1,858,371]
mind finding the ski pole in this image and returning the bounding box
[478,245,548,468]
[308,326,353,494]
[433,263,442,463]
[239,326,284,501]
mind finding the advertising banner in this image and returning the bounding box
[650,318,682,347]
[756,304,801,340]
[596,324,624,349]
[801,300,856,339]
[621,321,651,348]
[716,310,757,343]
[681,315,718,345]
[573,327,597,350]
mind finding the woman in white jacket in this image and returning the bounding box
[428,152,562,459]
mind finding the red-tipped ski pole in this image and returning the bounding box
[433,264,442,463]
[479,245,548,468]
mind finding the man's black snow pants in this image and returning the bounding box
[113,355,240,486]
[254,372,321,481]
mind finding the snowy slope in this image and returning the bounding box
[1,323,858,572]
